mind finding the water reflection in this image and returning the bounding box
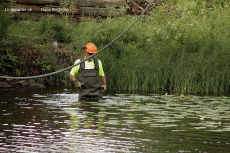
[0,87,230,152]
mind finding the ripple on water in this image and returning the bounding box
[1,90,230,153]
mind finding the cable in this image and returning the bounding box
[0,0,159,80]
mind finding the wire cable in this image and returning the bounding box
[0,0,159,80]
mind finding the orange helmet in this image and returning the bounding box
[82,43,98,53]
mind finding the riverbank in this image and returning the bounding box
[1,0,230,95]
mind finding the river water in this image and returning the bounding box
[0,86,229,153]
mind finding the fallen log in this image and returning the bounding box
[3,3,126,16]
[81,7,126,16]
[0,80,46,88]
[1,0,124,7]
[1,0,127,20]
[0,82,12,88]
[3,3,81,13]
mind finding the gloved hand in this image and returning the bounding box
[73,80,84,89]
[101,84,107,92]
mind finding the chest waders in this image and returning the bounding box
[78,58,102,99]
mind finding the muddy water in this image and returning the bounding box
[0,87,230,153]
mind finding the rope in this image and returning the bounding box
[0,0,159,80]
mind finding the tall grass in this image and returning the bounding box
[94,0,230,95]
[1,0,230,95]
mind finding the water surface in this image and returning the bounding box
[0,87,229,153]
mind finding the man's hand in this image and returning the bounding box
[75,82,84,89]
[73,80,84,89]
[101,84,107,92]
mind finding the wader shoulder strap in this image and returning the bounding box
[94,58,99,70]
[80,57,99,70]
[80,57,85,70]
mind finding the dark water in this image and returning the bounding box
[0,87,230,153]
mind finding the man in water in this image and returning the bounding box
[69,43,107,99]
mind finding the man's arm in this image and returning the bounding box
[100,76,106,85]
[100,76,107,92]
[69,74,77,82]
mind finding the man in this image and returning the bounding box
[69,43,107,99]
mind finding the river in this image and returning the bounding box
[0,86,229,153]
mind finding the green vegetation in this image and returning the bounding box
[0,0,230,95]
